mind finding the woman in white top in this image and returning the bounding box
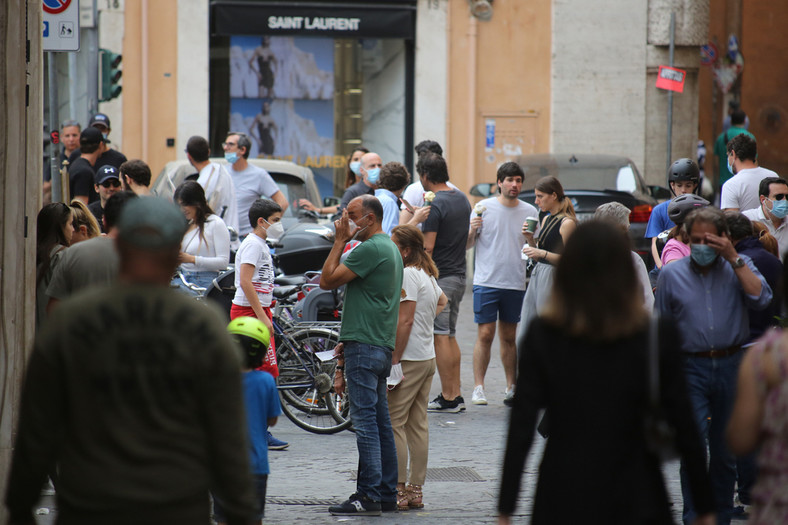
[387,225,448,511]
[171,181,231,295]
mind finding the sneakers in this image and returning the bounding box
[329,493,382,516]
[471,385,488,405]
[504,385,516,407]
[427,393,462,413]
[457,395,466,411]
[381,500,398,513]
[267,431,289,450]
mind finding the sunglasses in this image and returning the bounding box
[771,194,788,201]
[100,179,121,188]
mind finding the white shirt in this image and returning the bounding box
[743,204,788,260]
[720,166,779,211]
[228,163,281,236]
[631,251,654,313]
[471,197,537,291]
[400,180,459,209]
[232,234,274,308]
[400,267,442,361]
[179,214,231,272]
[197,163,239,238]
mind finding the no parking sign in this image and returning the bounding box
[43,0,80,52]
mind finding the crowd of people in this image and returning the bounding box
[9,112,788,525]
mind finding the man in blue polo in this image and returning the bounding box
[656,207,772,525]
[320,195,403,516]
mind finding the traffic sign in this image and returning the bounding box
[700,43,718,67]
[43,0,80,52]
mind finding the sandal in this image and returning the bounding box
[407,484,424,509]
[397,484,410,511]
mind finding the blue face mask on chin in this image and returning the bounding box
[770,198,788,219]
[366,167,381,185]
[224,152,239,164]
[690,243,718,267]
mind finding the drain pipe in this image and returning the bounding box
[142,0,149,161]
[466,15,478,191]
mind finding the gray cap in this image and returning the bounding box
[117,197,187,249]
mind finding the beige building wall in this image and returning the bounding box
[122,0,179,175]
[447,0,552,193]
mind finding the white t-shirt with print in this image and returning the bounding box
[400,267,442,362]
[232,234,274,307]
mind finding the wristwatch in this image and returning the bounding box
[730,257,746,269]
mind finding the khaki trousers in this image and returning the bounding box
[386,358,436,485]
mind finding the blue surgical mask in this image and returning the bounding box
[690,243,718,267]
[727,160,734,174]
[224,152,239,164]
[366,167,381,184]
[101,132,109,141]
[349,161,361,175]
[770,199,788,219]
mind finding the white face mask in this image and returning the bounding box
[265,220,284,240]
[348,217,368,240]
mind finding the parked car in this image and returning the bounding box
[471,153,670,265]
[152,158,335,274]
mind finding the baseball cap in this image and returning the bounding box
[80,126,104,145]
[95,165,120,185]
[117,197,188,250]
[89,113,111,129]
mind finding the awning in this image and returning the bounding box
[211,1,417,39]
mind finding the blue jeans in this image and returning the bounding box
[680,351,743,525]
[170,270,218,296]
[344,341,398,503]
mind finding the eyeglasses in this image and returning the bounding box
[100,179,121,188]
[772,194,788,201]
[222,142,237,148]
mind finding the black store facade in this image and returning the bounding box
[210,0,417,198]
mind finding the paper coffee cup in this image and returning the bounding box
[525,217,539,233]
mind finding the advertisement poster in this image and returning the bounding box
[229,35,336,197]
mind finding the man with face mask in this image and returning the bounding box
[337,152,380,214]
[320,195,403,516]
[656,207,772,525]
[743,177,788,259]
[720,134,777,212]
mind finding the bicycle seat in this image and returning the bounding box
[273,285,298,299]
[274,275,307,287]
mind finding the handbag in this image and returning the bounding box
[643,315,679,460]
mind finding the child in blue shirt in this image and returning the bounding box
[214,317,282,525]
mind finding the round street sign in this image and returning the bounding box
[700,43,718,67]
[43,0,71,15]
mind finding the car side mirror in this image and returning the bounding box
[650,185,672,200]
[470,183,496,197]
[323,196,340,207]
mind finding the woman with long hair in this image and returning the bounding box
[36,202,74,327]
[499,221,715,525]
[388,225,447,511]
[298,147,369,215]
[751,220,780,258]
[69,199,101,243]
[172,181,231,294]
[518,176,577,343]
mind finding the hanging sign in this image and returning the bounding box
[655,65,686,93]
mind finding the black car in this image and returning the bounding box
[472,153,670,265]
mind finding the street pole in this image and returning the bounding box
[47,52,62,203]
[666,11,675,186]
[86,0,99,117]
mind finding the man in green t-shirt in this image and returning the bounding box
[320,195,404,516]
[714,109,755,187]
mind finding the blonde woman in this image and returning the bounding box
[388,225,447,511]
[69,199,101,243]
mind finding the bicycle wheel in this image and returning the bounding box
[277,329,352,434]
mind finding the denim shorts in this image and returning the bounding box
[213,473,268,521]
[472,285,526,324]
[433,274,466,336]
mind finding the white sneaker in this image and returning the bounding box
[504,385,516,406]
[471,385,488,405]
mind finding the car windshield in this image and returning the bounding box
[522,162,644,193]
[267,173,308,218]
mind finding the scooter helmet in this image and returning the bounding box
[227,316,270,368]
[668,158,700,191]
[667,194,709,225]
